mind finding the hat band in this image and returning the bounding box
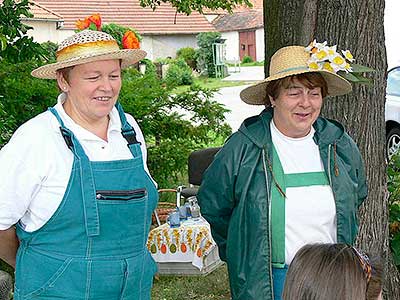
[273,66,308,76]
[56,40,120,62]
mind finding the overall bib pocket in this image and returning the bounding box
[92,188,149,256]
[96,188,147,202]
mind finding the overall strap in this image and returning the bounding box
[270,144,329,268]
[115,102,142,158]
[48,107,100,237]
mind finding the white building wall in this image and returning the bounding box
[221,31,239,62]
[142,34,198,60]
[256,28,265,62]
[24,20,73,43]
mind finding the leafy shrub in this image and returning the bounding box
[0,61,59,147]
[140,58,157,75]
[0,0,47,62]
[242,55,253,63]
[40,41,58,63]
[0,101,15,147]
[196,32,222,78]
[387,153,400,271]
[119,69,231,187]
[177,47,197,70]
[164,58,193,87]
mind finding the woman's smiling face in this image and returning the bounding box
[58,59,122,125]
[270,78,323,138]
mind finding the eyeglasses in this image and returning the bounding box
[348,245,372,283]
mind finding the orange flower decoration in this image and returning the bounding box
[75,18,91,30]
[122,31,140,49]
[75,14,102,31]
[88,14,102,30]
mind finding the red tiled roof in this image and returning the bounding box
[213,10,263,32]
[33,0,215,34]
[28,1,62,20]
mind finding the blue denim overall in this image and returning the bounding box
[14,104,158,300]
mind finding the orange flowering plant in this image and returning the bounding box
[75,13,102,31]
[75,14,142,50]
[122,31,140,49]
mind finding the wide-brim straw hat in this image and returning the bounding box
[32,30,146,79]
[240,45,352,105]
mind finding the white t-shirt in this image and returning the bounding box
[270,120,337,265]
[0,94,153,232]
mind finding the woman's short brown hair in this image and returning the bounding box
[282,243,383,300]
[266,73,328,101]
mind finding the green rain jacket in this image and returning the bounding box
[197,108,368,300]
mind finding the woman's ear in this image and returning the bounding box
[269,96,276,108]
[56,72,69,92]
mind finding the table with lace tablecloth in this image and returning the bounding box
[147,217,219,271]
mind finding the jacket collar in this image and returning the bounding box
[238,107,345,148]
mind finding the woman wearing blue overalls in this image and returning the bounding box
[0,25,158,299]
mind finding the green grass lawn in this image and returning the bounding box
[151,264,231,300]
[226,61,265,67]
[172,76,252,94]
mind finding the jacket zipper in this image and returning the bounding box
[327,144,333,187]
[262,148,274,298]
[327,143,340,243]
[96,188,147,200]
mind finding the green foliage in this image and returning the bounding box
[177,47,197,70]
[140,58,157,75]
[0,100,15,146]
[101,23,142,48]
[196,32,222,78]
[338,63,375,86]
[0,0,47,62]
[40,41,58,63]
[0,60,59,147]
[387,152,400,270]
[165,58,194,88]
[119,68,231,187]
[139,0,252,15]
[242,55,253,64]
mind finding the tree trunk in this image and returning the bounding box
[264,0,400,298]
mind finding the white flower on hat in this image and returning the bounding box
[330,53,348,72]
[342,50,354,62]
[304,40,373,85]
[306,40,350,74]
[305,39,317,52]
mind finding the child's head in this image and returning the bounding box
[282,243,383,300]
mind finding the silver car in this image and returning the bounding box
[386,66,400,159]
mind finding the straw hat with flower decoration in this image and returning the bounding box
[31,14,146,79]
[240,40,373,106]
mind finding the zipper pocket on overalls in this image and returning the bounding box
[95,188,147,201]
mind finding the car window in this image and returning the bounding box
[387,67,400,96]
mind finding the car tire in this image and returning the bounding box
[387,126,400,160]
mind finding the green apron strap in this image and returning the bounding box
[285,172,329,187]
[271,145,286,268]
[270,145,329,268]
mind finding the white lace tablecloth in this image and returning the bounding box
[147,217,216,270]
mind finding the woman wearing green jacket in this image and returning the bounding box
[197,43,367,300]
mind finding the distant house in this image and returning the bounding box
[205,0,264,62]
[23,0,216,60]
